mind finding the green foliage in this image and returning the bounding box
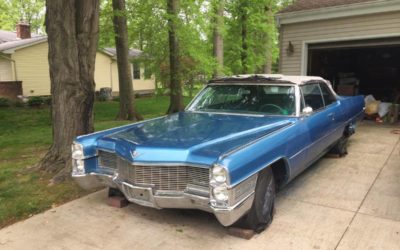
[97,95,108,102]
[27,96,44,107]
[224,0,290,74]
[0,97,11,107]
[0,97,10,107]
[14,100,25,107]
[43,96,52,106]
[0,0,45,34]
[99,0,291,85]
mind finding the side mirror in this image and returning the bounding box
[302,106,313,115]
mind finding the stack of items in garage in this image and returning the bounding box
[336,73,359,96]
[364,95,399,124]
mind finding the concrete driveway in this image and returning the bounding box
[0,123,399,250]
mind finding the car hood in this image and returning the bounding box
[96,112,296,166]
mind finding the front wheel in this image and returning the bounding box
[234,167,276,233]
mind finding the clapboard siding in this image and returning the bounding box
[8,42,155,96]
[280,11,400,75]
[0,57,13,81]
[12,42,51,96]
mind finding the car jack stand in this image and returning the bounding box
[107,187,129,208]
[227,227,255,240]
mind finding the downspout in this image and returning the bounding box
[110,59,113,91]
[0,53,18,81]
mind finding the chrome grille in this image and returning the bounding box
[117,158,210,191]
[98,151,117,169]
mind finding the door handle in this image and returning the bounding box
[328,113,335,121]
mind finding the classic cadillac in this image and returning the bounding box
[72,75,364,232]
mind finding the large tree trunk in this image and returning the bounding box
[166,0,184,114]
[39,0,99,182]
[112,0,142,121]
[212,0,224,78]
[240,1,248,74]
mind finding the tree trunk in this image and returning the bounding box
[212,0,224,78]
[38,0,99,182]
[112,0,142,121]
[262,5,272,74]
[240,1,248,74]
[166,0,184,114]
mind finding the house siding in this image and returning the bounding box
[3,41,155,96]
[94,52,113,90]
[110,61,155,94]
[11,42,50,96]
[279,11,400,75]
[0,57,13,81]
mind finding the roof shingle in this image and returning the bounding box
[280,0,378,13]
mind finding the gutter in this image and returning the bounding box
[276,0,400,26]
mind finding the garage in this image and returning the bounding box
[307,38,400,102]
[276,0,400,121]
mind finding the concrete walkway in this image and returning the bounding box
[0,123,399,250]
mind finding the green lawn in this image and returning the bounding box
[0,96,192,228]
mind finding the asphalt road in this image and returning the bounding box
[0,123,399,250]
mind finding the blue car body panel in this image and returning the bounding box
[75,93,364,186]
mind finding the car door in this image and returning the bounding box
[300,83,334,165]
[319,82,343,143]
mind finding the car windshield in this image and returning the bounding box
[188,84,296,115]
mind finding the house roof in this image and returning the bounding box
[0,36,47,53]
[0,30,17,43]
[280,0,378,13]
[103,47,143,59]
[276,0,400,25]
[0,31,144,59]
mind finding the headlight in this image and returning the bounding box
[211,164,227,184]
[72,159,85,175]
[71,143,85,175]
[72,143,84,159]
[212,186,229,202]
[210,164,230,208]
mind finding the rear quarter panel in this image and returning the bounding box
[337,95,365,124]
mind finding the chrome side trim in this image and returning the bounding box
[289,110,363,160]
[228,157,289,189]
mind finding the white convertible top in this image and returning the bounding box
[210,74,328,85]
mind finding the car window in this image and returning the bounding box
[301,84,324,111]
[189,84,296,115]
[319,83,336,106]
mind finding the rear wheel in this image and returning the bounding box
[234,167,275,233]
[330,136,349,157]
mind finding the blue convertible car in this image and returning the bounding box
[72,75,364,232]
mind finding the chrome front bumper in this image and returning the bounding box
[73,172,254,226]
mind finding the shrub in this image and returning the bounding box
[14,100,25,107]
[43,96,52,106]
[27,96,44,107]
[156,88,169,96]
[97,95,107,102]
[0,97,11,107]
[112,96,120,102]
